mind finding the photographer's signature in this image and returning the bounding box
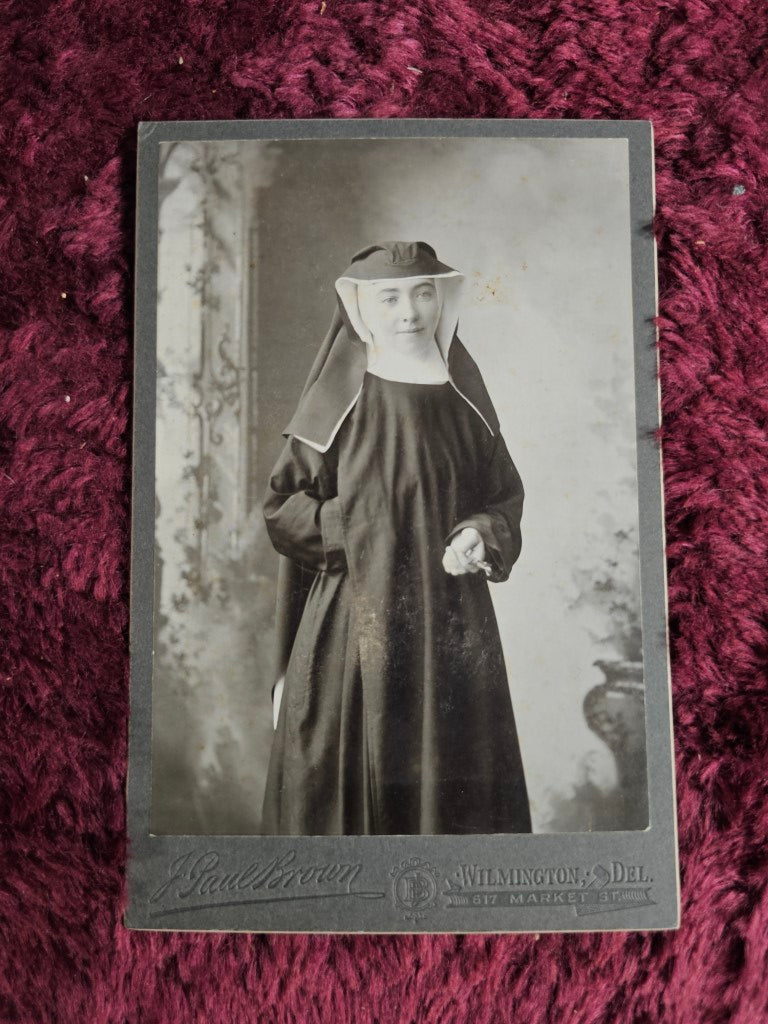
[148,849,384,918]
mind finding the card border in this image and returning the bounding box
[126,117,679,933]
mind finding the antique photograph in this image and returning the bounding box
[149,132,649,839]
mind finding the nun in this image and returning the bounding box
[260,241,531,836]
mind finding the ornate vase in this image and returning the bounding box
[583,660,649,830]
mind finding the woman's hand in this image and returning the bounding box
[442,527,486,575]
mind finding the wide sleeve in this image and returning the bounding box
[445,431,524,583]
[263,436,347,574]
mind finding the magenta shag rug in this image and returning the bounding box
[2,1,768,1021]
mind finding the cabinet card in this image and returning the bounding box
[126,118,678,933]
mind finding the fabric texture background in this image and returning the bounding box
[1,1,767,1021]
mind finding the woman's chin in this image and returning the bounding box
[382,331,436,355]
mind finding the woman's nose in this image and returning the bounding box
[401,300,418,321]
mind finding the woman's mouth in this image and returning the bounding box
[398,327,424,334]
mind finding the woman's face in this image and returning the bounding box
[357,278,441,352]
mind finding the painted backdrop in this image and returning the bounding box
[151,137,646,835]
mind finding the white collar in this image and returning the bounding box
[365,339,450,384]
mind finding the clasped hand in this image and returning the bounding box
[442,527,487,576]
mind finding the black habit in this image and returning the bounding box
[260,241,532,836]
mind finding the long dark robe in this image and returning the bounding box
[260,371,531,835]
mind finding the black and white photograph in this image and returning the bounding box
[128,119,678,933]
[151,133,646,837]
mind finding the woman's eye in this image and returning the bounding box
[383,297,397,305]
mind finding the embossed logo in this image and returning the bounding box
[391,857,441,922]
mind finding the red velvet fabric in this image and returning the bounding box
[1,1,767,1021]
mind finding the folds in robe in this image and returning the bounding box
[260,371,531,836]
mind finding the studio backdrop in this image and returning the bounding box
[150,137,646,836]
